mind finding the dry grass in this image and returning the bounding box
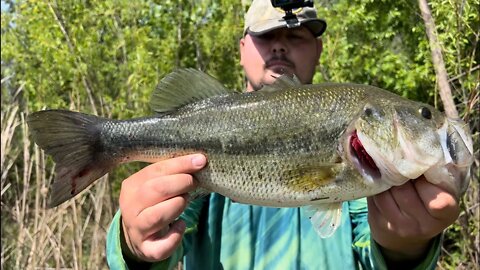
[1,86,115,270]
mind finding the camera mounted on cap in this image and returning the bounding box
[271,0,314,28]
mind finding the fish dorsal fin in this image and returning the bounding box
[150,68,233,113]
[259,74,302,92]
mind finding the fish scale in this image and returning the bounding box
[103,83,379,205]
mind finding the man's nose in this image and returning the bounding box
[271,38,288,54]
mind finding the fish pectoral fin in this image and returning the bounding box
[150,69,236,113]
[304,202,343,238]
[286,163,342,192]
[259,74,302,92]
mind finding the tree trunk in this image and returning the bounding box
[418,0,459,118]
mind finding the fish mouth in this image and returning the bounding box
[423,119,474,196]
[349,130,381,181]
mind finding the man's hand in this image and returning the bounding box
[368,176,460,266]
[119,154,207,262]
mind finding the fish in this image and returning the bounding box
[28,69,474,237]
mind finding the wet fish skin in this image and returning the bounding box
[27,69,473,213]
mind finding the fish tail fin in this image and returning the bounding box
[28,110,113,208]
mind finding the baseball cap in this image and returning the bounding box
[244,0,327,37]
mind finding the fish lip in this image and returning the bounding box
[346,130,382,183]
[445,118,474,167]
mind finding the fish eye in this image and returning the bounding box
[364,107,373,117]
[419,107,432,119]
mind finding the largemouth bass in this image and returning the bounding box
[28,69,473,237]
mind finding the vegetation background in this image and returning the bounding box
[1,0,478,269]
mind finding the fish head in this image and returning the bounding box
[341,98,473,197]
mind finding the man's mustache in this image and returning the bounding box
[265,56,295,68]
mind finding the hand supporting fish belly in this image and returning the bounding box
[28,69,474,237]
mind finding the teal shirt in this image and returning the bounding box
[107,195,441,270]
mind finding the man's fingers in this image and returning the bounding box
[140,219,187,262]
[367,197,387,228]
[414,179,459,221]
[147,153,207,176]
[123,154,207,187]
[120,174,196,223]
[136,195,189,236]
[135,174,196,210]
[371,190,402,224]
[389,182,427,221]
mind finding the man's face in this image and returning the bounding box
[240,26,323,91]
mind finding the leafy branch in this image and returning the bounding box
[47,1,98,115]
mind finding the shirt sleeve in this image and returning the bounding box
[349,198,442,270]
[106,197,207,270]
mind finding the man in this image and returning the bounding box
[107,0,460,269]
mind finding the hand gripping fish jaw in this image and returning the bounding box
[343,101,474,198]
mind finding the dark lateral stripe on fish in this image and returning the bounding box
[98,120,346,157]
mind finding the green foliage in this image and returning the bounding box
[317,0,478,108]
[1,0,244,118]
[317,0,429,100]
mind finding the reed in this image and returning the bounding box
[1,85,114,270]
